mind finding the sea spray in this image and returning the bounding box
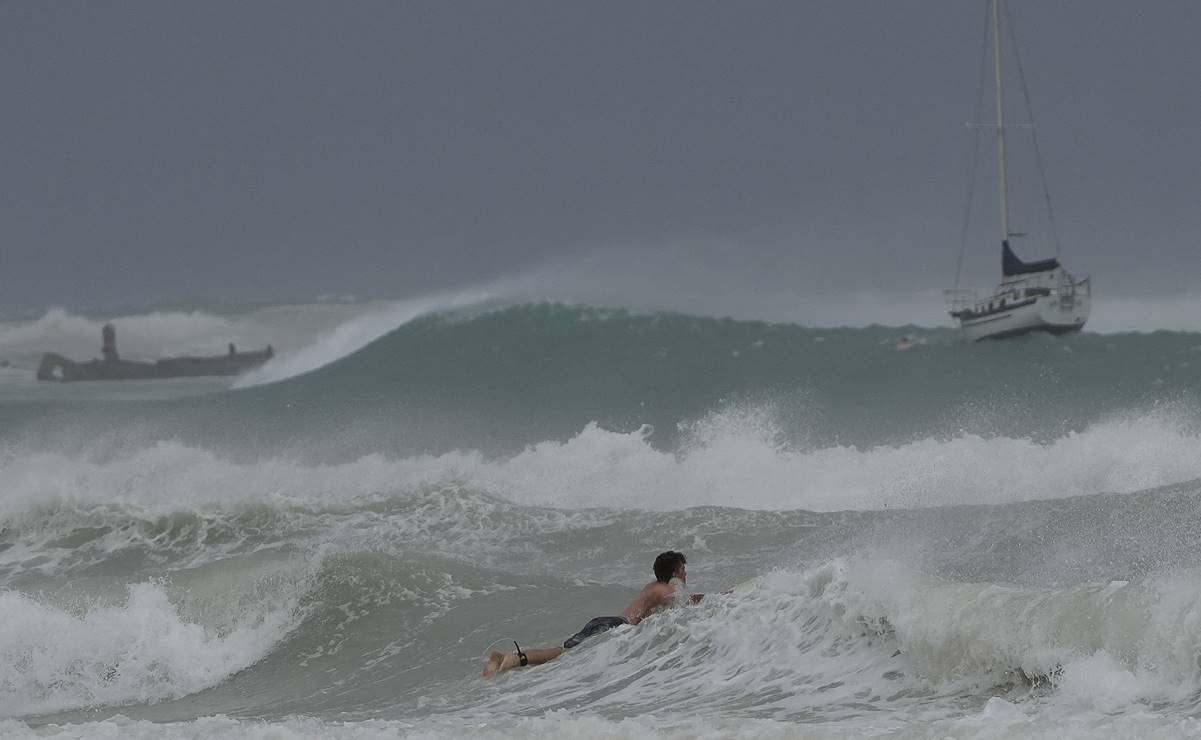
[4,414,1201,519]
[3,303,1201,737]
[0,581,301,716]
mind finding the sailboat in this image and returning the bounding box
[944,0,1091,341]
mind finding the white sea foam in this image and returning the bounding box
[465,557,1201,732]
[20,556,1187,739]
[2,508,1200,734]
[819,559,1201,704]
[4,712,1201,740]
[2,409,1201,520]
[460,407,1201,511]
[0,581,300,717]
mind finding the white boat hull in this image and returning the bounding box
[958,293,1090,341]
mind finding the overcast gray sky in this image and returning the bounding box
[2,0,1198,318]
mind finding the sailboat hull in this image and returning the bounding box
[958,293,1090,341]
[945,1,1095,342]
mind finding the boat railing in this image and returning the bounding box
[946,268,1087,317]
[1072,274,1092,296]
[1056,272,1091,302]
[944,289,979,314]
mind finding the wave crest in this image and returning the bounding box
[3,411,1201,519]
[0,581,301,717]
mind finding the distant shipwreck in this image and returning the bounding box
[37,324,273,382]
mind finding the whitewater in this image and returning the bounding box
[4,299,1201,739]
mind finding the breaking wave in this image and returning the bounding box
[3,411,1201,520]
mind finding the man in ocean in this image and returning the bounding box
[482,550,707,676]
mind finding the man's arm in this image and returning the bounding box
[688,588,733,604]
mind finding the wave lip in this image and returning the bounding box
[232,288,500,387]
[0,580,302,718]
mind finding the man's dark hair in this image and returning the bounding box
[653,551,686,583]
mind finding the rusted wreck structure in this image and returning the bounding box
[37,324,273,382]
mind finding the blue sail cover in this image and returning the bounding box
[1002,240,1060,277]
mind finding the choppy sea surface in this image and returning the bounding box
[4,299,1201,739]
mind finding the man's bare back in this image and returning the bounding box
[622,573,702,624]
[482,551,705,676]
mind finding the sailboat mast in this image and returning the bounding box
[992,0,1010,244]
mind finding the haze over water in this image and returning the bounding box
[1,296,1201,739]
[2,0,1200,737]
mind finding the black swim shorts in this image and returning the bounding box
[563,616,629,649]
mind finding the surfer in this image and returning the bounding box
[482,551,707,676]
